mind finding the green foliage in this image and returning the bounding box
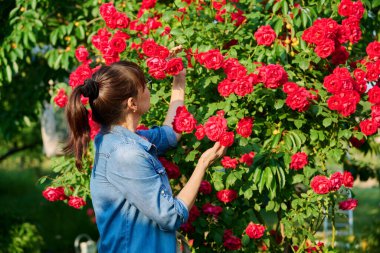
[3,0,373,252]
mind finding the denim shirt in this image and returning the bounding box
[90,125,189,253]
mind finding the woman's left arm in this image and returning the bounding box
[162,69,186,141]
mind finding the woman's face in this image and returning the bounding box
[136,83,151,115]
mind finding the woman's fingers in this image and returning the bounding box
[169,45,183,57]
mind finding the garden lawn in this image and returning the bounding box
[0,154,98,253]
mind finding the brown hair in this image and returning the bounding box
[64,61,146,169]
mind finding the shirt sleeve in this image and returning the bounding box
[136,125,177,155]
[105,144,188,231]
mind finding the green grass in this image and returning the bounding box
[0,154,98,253]
[352,187,380,236]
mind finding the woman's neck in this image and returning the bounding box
[120,113,141,133]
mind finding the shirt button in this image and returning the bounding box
[161,190,165,195]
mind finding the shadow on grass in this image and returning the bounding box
[0,156,98,253]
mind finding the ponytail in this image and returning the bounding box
[63,61,146,169]
[64,79,99,169]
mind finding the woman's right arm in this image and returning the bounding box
[176,142,227,210]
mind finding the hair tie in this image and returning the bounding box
[81,79,99,99]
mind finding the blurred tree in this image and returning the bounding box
[0,0,101,158]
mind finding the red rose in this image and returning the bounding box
[69,64,92,88]
[109,37,126,53]
[329,172,343,191]
[310,175,332,194]
[199,180,212,195]
[141,0,157,9]
[285,89,310,112]
[240,152,255,166]
[283,82,300,94]
[359,118,378,136]
[99,3,117,19]
[154,45,169,59]
[115,12,130,29]
[148,68,166,79]
[258,64,288,89]
[114,30,130,40]
[136,124,149,130]
[315,39,335,58]
[68,196,86,209]
[81,95,89,105]
[218,79,235,97]
[146,17,162,30]
[323,74,343,94]
[88,110,100,140]
[195,124,205,140]
[290,152,308,170]
[217,189,237,203]
[245,222,266,239]
[172,106,197,133]
[327,95,342,111]
[197,49,224,70]
[204,115,228,141]
[219,131,234,147]
[180,222,195,233]
[188,205,200,223]
[146,57,167,71]
[231,9,246,26]
[202,203,223,217]
[338,0,353,17]
[353,68,366,82]
[365,62,380,82]
[366,41,380,60]
[236,117,254,138]
[371,105,380,126]
[343,171,354,188]
[331,46,349,65]
[75,46,89,63]
[339,198,358,210]
[233,76,254,96]
[142,39,158,57]
[54,89,68,108]
[221,156,239,169]
[349,136,365,148]
[368,86,380,104]
[165,58,184,76]
[350,1,365,19]
[42,186,67,201]
[223,58,247,80]
[254,25,276,46]
[158,157,181,179]
[223,230,242,251]
[212,0,226,10]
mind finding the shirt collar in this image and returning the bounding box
[107,125,153,152]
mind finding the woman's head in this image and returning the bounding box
[65,61,150,168]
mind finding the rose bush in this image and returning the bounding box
[40,0,380,252]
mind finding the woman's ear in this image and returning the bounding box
[126,97,138,112]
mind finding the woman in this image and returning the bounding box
[65,60,226,252]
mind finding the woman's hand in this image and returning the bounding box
[199,142,227,167]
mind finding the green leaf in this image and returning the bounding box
[294,120,304,129]
[274,99,284,109]
[266,200,275,211]
[241,234,250,246]
[264,167,273,190]
[323,118,332,127]
[5,65,12,82]
[226,173,237,187]
[310,129,318,141]
[292,174,304,184]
